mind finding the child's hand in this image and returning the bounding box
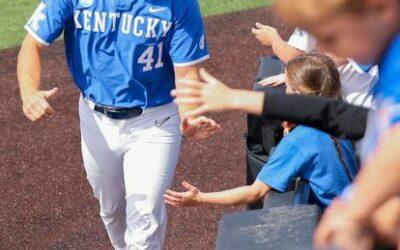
[259,73,286,87]
[164,181,201,207]
[252,22,281,47]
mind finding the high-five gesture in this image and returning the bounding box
[22,87,58,122]
[172,68,264,117]
[172,68,235,117]
[164,181,202,207]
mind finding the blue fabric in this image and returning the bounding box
[257,126,358,209]
[25,0,209,108]
[356,62,374,73]
[361,34,400,162]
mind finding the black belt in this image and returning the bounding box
[93,104,143,120]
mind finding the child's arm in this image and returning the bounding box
[172,68,265,116]
[252,23,303,64]
[164,181,270,207]
[172,68,368,139]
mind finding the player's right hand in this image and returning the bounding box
[22,87,58,122]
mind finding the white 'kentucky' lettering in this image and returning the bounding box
[28,2,47,31]
[93,12,107,32]
[73,10,172,38]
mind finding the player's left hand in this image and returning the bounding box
[180,116,222,139]
[314,199,375,250]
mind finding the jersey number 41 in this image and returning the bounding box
[138,42,164,72]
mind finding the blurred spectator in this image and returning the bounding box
[252,24,378,108]
[276,0,400,248]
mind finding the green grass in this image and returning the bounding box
[0,0,270,50]
[199,0,269,16]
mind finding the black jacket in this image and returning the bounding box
[262,92,369,140]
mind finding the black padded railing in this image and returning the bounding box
[216,205,320,250]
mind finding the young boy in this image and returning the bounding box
[275,0,400,247]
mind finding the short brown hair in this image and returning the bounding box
[285,53,341,98]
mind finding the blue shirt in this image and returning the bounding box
[257,126,358,209]
[361,34,400,162]
[25,0,210,108]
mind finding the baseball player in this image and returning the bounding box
[17,0,221,249]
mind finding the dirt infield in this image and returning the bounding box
[0,8,291,250]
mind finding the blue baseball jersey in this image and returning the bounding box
[361,34,400,163]
[25,0,210,108]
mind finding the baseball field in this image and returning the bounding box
[0,2,292,249]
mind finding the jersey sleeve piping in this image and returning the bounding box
[24,24,51,46]
[172,54,210,67]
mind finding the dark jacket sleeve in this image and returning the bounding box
[262,92,369,140]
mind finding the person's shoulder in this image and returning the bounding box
[380,34,400,80]
[376,34,400,101]
[288,125,325,140]
[42,0,74,8]
[171,0,199,9]
[170,0,200,19]
[280,126,324,151]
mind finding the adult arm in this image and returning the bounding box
[314,126,400,248]
[18,0,73,122]
[344,125,400,220]
[18,34,58,122]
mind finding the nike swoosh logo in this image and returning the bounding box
[149,6,165,13]
[155,116,171,127]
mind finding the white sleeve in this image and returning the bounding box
[287,28,317,53]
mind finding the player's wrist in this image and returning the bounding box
[20,88,40,103]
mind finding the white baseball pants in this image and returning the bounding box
[79,96,182,250]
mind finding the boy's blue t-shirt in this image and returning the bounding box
[256,125,358,209]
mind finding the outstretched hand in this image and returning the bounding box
[172,68,234,117]
[164,181,201,207]
[180,115,222,139]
